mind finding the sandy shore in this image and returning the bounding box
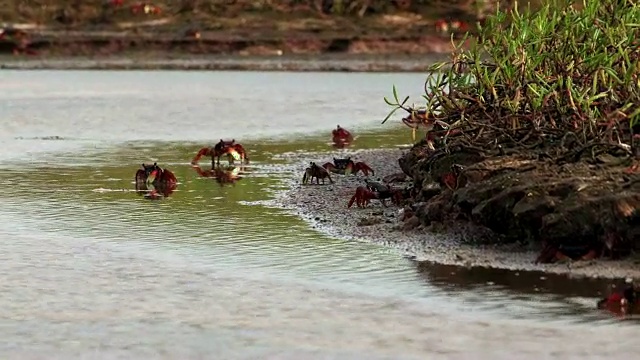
[268,147,640,280]
[0,54,448,72]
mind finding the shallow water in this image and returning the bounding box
[0,70,638,358]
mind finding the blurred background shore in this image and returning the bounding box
[0,0,512,71]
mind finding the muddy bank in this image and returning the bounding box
[400,135,640,260]
[0,24,458,71]
[0,31,463,56]
[1,12,469,67]
[270,147,640,280]
[0,2,473,70]
[0,53,448,72]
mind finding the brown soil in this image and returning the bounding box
[4,31,467,58]
[0,1,481,58]
[397,133,640,265]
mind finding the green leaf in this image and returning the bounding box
[587,92,609,104]
[381,107,401,124]
[628,107,640,127]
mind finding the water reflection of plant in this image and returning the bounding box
[383,0,640,164]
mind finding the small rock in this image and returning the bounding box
[402,216,421,231]
[357,217,382,226]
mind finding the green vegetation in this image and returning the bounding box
[385,0,640,158]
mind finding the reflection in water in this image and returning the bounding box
[192,164,245,187]
[414,261,640,322]
[332,139,352,149]
[332,125,354,149]
[134,162,178,199]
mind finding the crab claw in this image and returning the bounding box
[322,162,337,172]
[191,147,212,165]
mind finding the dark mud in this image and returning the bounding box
[399,138,640,266]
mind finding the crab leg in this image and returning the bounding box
[191,147,212,165]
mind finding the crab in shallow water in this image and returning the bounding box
[134,162,178,199]
[191,139,250,166]
[332,125,353,147]
[597,278,640,317]
[322,157,374,176]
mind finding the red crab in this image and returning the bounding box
[534,241,600,264]
[400,108,451,142]
[322,157,374,176]
[134,162,177,199]
[450,20,470,33]
[438,164,466,190]
[434,19,469,34]
[191,139,250,166]
[597,279,639,317]
[332,125,353,147]
[347,185,403,209]
[434,19,449,33]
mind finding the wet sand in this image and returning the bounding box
[0,54,449,72]
[271,147,640,280]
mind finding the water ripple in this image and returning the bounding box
[0,71,637,358]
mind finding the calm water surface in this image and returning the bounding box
[0,70,638,359]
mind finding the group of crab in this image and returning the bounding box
[134,139,251,199]
[301,126,409,209]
